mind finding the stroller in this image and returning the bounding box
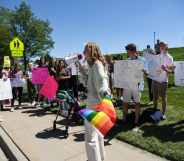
[53,90,84,138]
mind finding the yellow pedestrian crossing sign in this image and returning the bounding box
[10,37,24,57]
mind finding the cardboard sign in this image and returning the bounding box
[114,60,144,89]
[174,61,184,86]
[32,67,49,85]
[3,56,11,67]
[39,76,58,99]
[0,78,13,100]
[9,37,24,57]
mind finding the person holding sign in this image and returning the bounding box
[122,44,148,128]
[10,64,25,111]
[0,67,12,109]
[26,63,36,106]
[0,69,3,120]
[56,59,71,91]
[0,69,4,112]
[152,42,174,120]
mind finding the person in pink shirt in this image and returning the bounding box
[152,42,175,119]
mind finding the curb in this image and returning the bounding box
[0,125,30,161]
[0,146,8,161]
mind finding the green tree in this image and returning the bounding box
[0,2,54,70]
[11,1,54,70]
[0,7,12,68]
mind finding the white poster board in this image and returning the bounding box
[0,78,13,100]
[147,54,162,79]
[174,61,184,86]
[114,60,144,90]
[65,55,78,65]
[65,55,79,76]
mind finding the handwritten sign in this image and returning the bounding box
[39,76,58,99]
[0,79,13,100]
[114,60,144,90]
[174,61,184,86]
[32,67,49,85]
[3,56,11,68]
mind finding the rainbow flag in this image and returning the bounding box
[94,97,116,123]
[79,98,116,136]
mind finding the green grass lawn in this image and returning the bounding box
[109,75,184,161]
[107,47,184,161]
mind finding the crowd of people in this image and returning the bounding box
[0,56,84,108]
[0,41,175,161]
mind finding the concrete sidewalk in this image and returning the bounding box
[0,104,168,161]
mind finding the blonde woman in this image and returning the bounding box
[79,42,110,161]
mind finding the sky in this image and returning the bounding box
[1,0,184,57]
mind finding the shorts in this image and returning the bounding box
[123,89,140,103]
[152,80,167,99]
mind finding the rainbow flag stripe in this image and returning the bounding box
[94,98,116,123]
[79,98,116,136]
[79,109,114,136]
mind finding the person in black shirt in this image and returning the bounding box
[56,59,71,91]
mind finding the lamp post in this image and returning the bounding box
[154,32,156,47]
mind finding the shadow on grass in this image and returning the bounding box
[141,120,184,142]
[105,113,136,143]
[36,128,68,140]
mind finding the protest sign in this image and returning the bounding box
[32,67,49,85]
[39,76,58,99]
[147,54,162,79]
[65,55,78,65]
[0,79,13,100]
[114,60,144,90]
[3,56,11,68]
[174,61,184,86]
[144,52,154,63]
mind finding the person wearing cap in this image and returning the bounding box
[123,43,148,128]
[152,42,174,120]
[143,45,155,105]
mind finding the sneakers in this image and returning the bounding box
[10,108,15,112]
[31,101,36,106]
[35,103,41,108]
[147,101,153,105]
[17,106,22,109]
[132,123,140,132]
[162,114,167,120]
[120,96,124,101]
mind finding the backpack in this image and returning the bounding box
[140,108,163,124]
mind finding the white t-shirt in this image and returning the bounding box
[69,63,78,76]
[152,52,173,83]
